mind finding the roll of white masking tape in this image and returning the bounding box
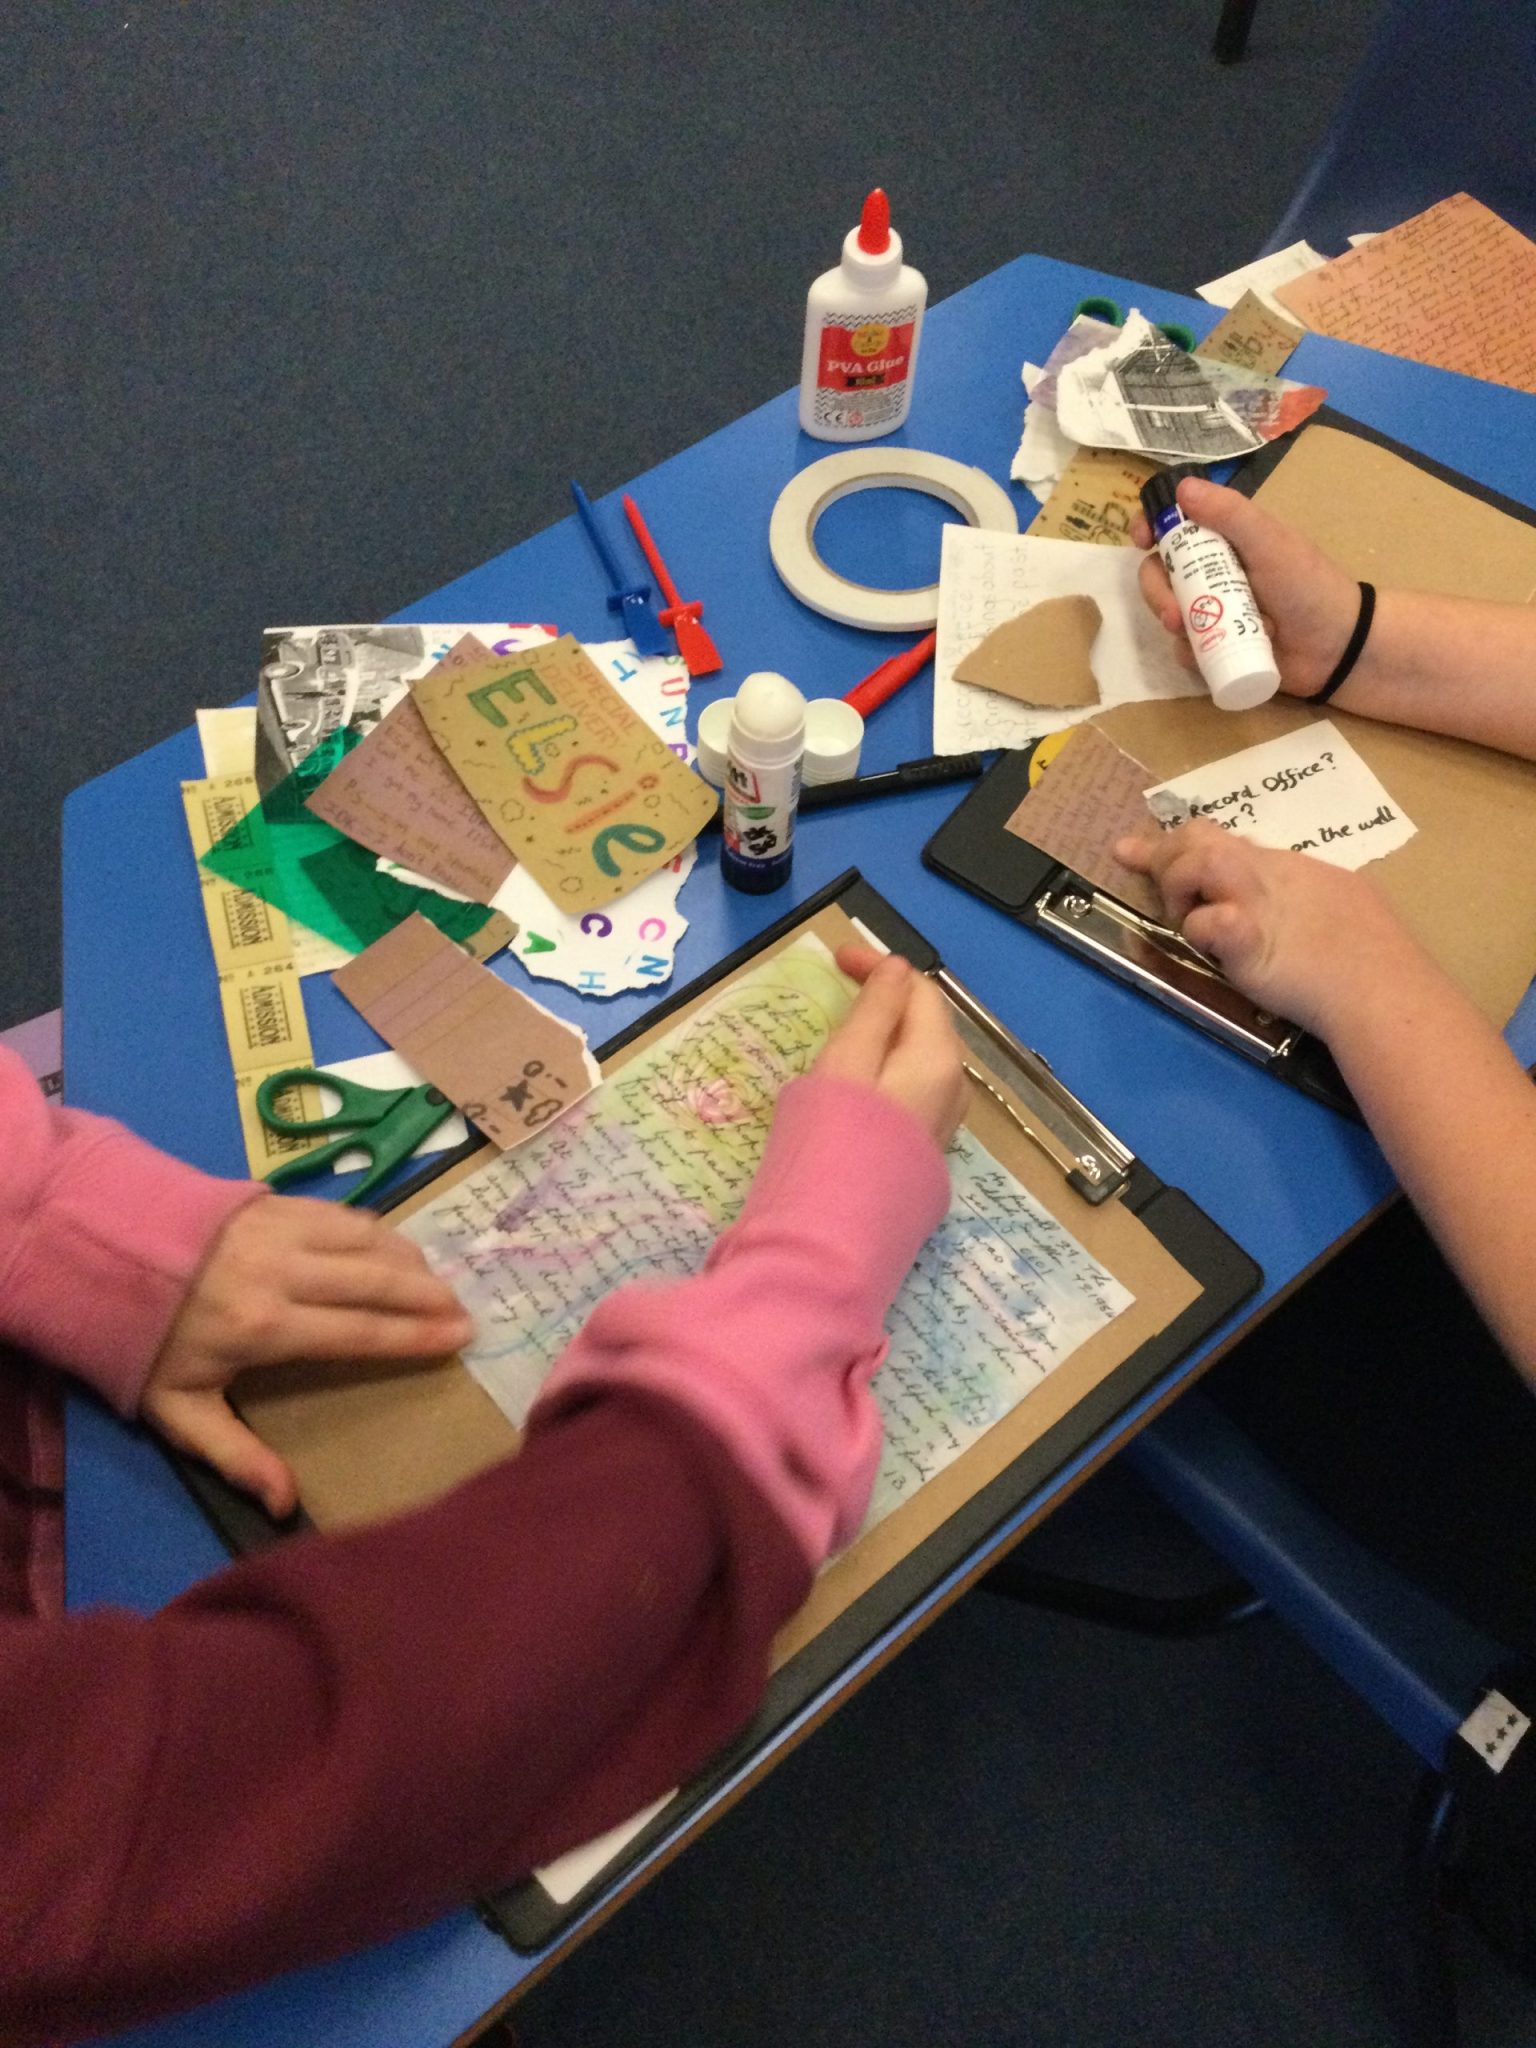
[768,448,1019,631]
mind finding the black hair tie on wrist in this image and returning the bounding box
[1311,581,1376,704]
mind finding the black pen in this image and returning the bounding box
[699,752,993,831]
[800,751,995,811]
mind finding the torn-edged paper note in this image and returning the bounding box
[1274,192,1536,395]
[411,633,717,914]
[1144,721,1416,871]
[952,595,1102,708]
[305,668,519,906]
[333,913,600,1152]
[1196,290,1304,378]
[1011,359,1082,497]
[1055,312,1325,464]
[935,526,1199,755]
[1197,240,1326,321]
[1003,722,1165,919]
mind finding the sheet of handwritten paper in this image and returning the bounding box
[935,527,1199,754]
[1002,722,1165,918]
[952,594,1102,708]
[411,633,717,913]
[333,913,599,1150]
[1144,721,1416,870]
[396,934,1134,1527]
[1197,239,1326,322]
[306,678,518,906]
[1275,194,1536,395]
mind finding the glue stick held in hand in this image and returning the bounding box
[1140,467,1281,712]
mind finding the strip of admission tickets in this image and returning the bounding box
[181,773,327,1177]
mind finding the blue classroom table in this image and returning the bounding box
[61,254,1536,2046]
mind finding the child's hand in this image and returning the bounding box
[820,944,969,1149]
[1114,819,1429,1038]
[1130,476,1360,700]
[143,1197,474,1518]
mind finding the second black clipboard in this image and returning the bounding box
[173,866,1261,1956]
[922,407,1536,1118]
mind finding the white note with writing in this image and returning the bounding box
[934,526,1199,755]
[398,933,1135,1528]
[1144,722,1416,870]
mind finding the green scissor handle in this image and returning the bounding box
[1072,297,1196,352]
[256,1068,456,1204]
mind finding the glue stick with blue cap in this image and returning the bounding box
[1141,466,1280,712]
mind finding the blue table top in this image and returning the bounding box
[61,252,1536,2046]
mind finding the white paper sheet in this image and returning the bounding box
[1144,721,1416,870]
[1011,360,1080,497]
[533,1792,676,1905]
[933,527,1200,754]
[1197,240,1326,322]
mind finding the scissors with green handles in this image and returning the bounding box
[255,1068,457,1203]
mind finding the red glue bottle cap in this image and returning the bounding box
[857,189,891,254]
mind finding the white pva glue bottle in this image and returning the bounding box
[1141,467,1280,712]
[798,189,927,442]
[721,672,806,894]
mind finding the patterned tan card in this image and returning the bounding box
[411,633,717,913]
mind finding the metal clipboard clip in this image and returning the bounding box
[1033,882,1300,1064]
[933,967,1134,1205]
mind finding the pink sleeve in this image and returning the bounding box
[529,1072,952,1570]
[0,1049,264,1415]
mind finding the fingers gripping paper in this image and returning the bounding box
[333,914,600,1152]
[411,634,717,913]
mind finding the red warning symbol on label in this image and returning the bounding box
[1188,593,1224,633]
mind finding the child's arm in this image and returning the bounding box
[1117,822,1536,1389]
[0,1048,473,1514]
[0,951,961,2040]
[1133,477,1536,761]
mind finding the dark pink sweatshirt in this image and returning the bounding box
[0,1048,949,2042]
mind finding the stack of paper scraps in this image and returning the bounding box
[1013,297,1321,517]
[183,622,718,1175]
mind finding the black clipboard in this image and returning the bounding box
[174,868,1260,1952]
[924,408,1536,1117]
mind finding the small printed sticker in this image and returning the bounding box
[1457,1689,1531,1775]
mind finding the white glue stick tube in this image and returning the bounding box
[1141,467,1280,712]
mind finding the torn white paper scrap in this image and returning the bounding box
[1144,722,1416,871]
[197,706,259,778]
[1012,359,1081,496]
[1197,240,1326,321]
[934,526,1199,755]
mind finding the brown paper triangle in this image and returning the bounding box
[953,594,1103,708]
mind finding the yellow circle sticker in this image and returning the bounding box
[849,322,891,358]
[1027,726,1077,786]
